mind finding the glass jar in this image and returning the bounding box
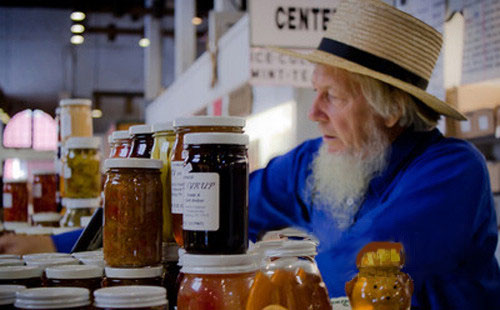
[45,265,103,293]
[0,266,43,288]
[94,286,167,310]
[161,243,180,310]
[152,122,176,243]
[32,170,57,214]
[246,240,331,310]
[0,285,26,309]
[59,98,93,142]
[109,131,132,159]
[129,125,154,158]
[63,137,101,198]
[171,116,245,246]
[103,158,163,267]
[60,198,100,228]
[14,287,90,310]
[182,133,249,254]
[2,179,28,223]
[32,212,61,227]
[101,266,164,287]
[177,253,258,310]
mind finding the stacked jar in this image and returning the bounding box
[32,169,60,227]
[108,131,132,158]
[60,198,100,228]
[2,178,29,225]
[128,125,154,158]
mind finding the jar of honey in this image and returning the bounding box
[32,170,57,214]
[2,179,28,223]
[59,98,93,142]
[101,266,164,287]
[171,116,245,246]
[0,266,43,288]
[0,284,26,309]
[94,286,167,310]
[60,198,100,228]
[129,125,154,158]
[109,131,132,158]
[14,287,90,310]
[45,265,103,293]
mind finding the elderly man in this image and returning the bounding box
[248,0,500,309]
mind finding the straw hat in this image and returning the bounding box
[273,0,466,120]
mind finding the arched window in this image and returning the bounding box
[2,109,32,148]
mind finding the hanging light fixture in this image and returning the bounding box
[70,24,85,34]
[138,38,150,48]
[70,35,84,45]
[70,11,86,22]
[192,17,203,25]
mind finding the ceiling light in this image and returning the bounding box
[192,17,203,25]
[138,38,150,48]
[70,35,84,45]
[70,24,85,34]
[91,109,103,118]
[70,11,86,22]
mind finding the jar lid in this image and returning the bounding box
[0,255,21,260]
[94,286,167,308]
[65,137,101,149]
[152,122,174,132]
[2,178,28,183]
[79,257,105,268]
[46,265,103,279]
[0,285,26,306]
[104,266,163,279]
[63,198,101,209]
[71,250,103,259]
[0,259,24,267]
[32,169,56,175]
[178,248,186,267]
[25,257,79,269]
[104,158,162,170]
[112,130,131,141]
[32,212,61,222]
[3,222,29,231]
[174,116,245,128]
[184,133,249,146]
[162,243,180,262]
[129,124,152,135]
[181,253,259,275]
[15,287,90,309]
[24,227,54,236]
[264,240,318,258]
[60,98,92,107]
[23,253,71,261]
[0,266,43,279]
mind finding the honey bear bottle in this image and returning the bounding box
[345,242,414,310]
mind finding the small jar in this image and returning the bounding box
[63,137,101,198]
[102,266,164,287]
[32,170,57,214]
[60,198,100,228]
[103,159,163,267]
[170,116,245,246]
[182,133,249,254]
[177,253,258,310]
[161,243,180,310]
[151,122,176,243]
[0,266,43,288]
[129,125,154,158]
[59,98,93,142]
[2,179,28,223]
[14,287,90,310]
[45,265,103,293]
[94,286,167,310]
[0,285,26,309]
[32,212,61,227]
[109,131,132,158]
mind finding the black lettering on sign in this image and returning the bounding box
[288,7,296,30]
[299,8,309,30]
[273,6,336,32]
[276,7,286,29]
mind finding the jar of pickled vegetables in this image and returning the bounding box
[32,170,57,214]
[45,265,103,293]
[94,286,167,310]
[0,266,43,288]
[103,158,163,267]
[177,253,258,310]
[0,284,26,309]
[152,122,176,243]
[15,287,91,310]
[2,179,28,223]
[32,212,61,227]
[59,98,93,142]
[171,116,245,246]
[102,266,164,287]
[129,125,154,158]
[109,131,132,158]
[61,198,100,227]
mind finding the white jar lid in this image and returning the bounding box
[2,178,27,183]
[0,285,26,306]
[32,212,62,222]
[152,122,174,132]
[24,227,54,236]
[181,253,259,275]
[63,197,101,209]
[184,133,249,146]
[3,222,29,231]
[60,98,92,107]
[177,248,186,267]
[94,286,167,308]
[23,253,71,261]
[174,116,245,128]
[0,255,21,260]
[79,257,105,268]
[264,240,318,258]
[129,124,152,135]
[25,257,79,269]
[104,266,163,279]
[71,250,103,259]
[112,130,131,141]
[0,266,42,279]
[65,137,101,149]
[32,169,56,175]
[46,265,103,279]
[104,158,162,170]
[0,259,24,267]
[15,287,90,309]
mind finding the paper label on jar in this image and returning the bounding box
[183,172,219,231]
[2,193,12,208]
[33,184,42,198]
[64,165,72,179]
[60,112,72,140]
[171,161,185,214]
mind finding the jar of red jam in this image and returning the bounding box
[45,265,103,293]
[32,170,57,214]
[0,266,43,288]
[2,179,28,223]
[171,116,245,246]
[94,286,167,310]
[103,158,163,267]
[129,125,154,158]
[0,285,26,309]
[101,266,164,287]
[109,131,132,158]
[14,287,90,310]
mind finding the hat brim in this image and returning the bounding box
[271,47,466,121]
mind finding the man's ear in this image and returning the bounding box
[384,109,402,128]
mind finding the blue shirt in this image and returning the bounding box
[249,128,500,309]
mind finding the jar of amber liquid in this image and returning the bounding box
[15,287,90,310]
[152,122,176,243]
[63,137,101,198]
[0,266,43,288]
[0,284,26,309]
[32,170,57,214]
[2,179,28,223]
[102,266,163,287]
[94,286,167,310]
[103,158,163,267]
[109,131,132,158]
[182,133,249,254]
[45,265,103,293]
[59,98,93,142]
[171,116,245,246]
[60,198,100,227]
[129,125,154,158]
[177,253,258,310]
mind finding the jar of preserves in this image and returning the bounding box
[182,133,249,254]
[63,137,101,198]
[59,98,93,142]
[177,253,258,310]
[60,198,100,228]
[94,286,167,310]
[14,287,90,310]
[0,284,26,309]
[32,170,57,213]
[109,131,132,158]
[129,125,154,158]
[171,116,245,246]
[103,158,163,267]
[152,122,176,243]
[102,266,164,287]
[0,266,43,287]
[2,179,28,223]
[45,265,103,293]
[32,212,61,227]
[161,243,180,310]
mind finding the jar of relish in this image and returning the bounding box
[102,266,164,287]
[109,131,132,158]
[2,179,28,223]
[129,125,154,158]
[32,170,57,214]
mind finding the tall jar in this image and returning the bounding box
[171,116,245,246]
[129,125,154,158]
[151,122,176,243]
[60,198,100,227]
[32,170,57,213]
[59,98,93,142]
[94,286,167,310]
[63,137,101,199]
[182,133,249,254]
[2,179,28,223]
[103,158,163,267]
[109,131,132,159]
[14,287,90,310]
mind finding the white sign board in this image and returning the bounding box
[249,0,340,48]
